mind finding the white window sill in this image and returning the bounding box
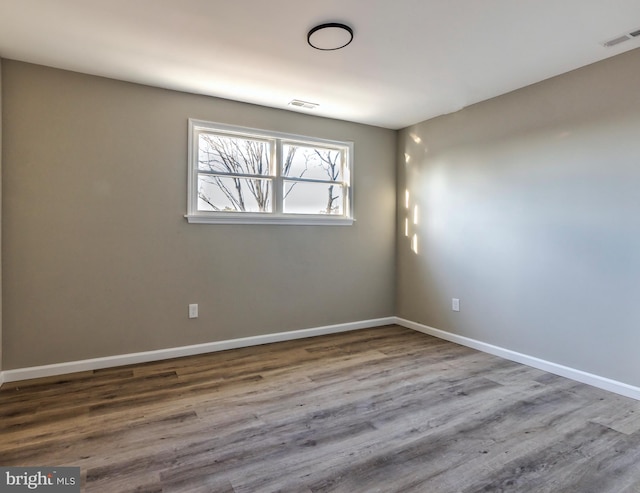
[185,214,354,226]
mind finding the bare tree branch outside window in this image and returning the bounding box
[282,145,342,214]
[195,131,346,215]
[198,135,271,212]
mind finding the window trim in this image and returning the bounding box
[186,119,354,225]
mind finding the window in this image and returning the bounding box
[187,120,353,225]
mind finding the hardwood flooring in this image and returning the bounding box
[1,325,640,492]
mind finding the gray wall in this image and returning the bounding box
[2,60,396,369]
[397,48,640,387]
[0,58,3,373]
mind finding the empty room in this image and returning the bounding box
[1,1,640,492]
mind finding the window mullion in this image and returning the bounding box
[197,170,270,180]
[282,177,342,185]
[274,139,283,214]
[341,148,347,217]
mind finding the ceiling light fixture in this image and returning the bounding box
[307,23,353,51]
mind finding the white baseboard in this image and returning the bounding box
[3,316,638,402]
[395,317,640,401]
[1,317,396,384]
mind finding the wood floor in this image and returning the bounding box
[1,325,640,492]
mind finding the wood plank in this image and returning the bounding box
[1,325,638,492]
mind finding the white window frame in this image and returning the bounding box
[186,119,354,225]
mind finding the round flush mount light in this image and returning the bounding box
[307,23,353,51]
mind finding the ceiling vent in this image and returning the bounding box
[288,99,319,109]
[603,34,631,47]
[602,28,640,47]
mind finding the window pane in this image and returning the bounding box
[283,180,343,215]
[198,175,271,212]
[198,133,271,176]
[282,144,342,181]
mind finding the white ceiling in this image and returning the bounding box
[0,0,639,129]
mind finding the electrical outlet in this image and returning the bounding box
[452,298,460,312]
[189,304,198,319]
